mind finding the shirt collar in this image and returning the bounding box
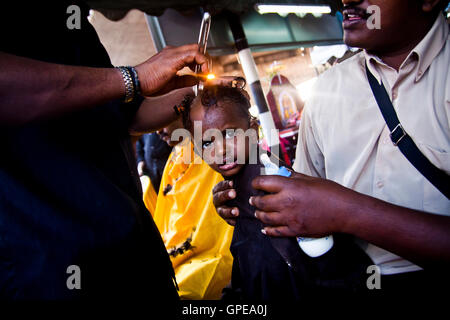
[413,13,448,81]
[362,13,448,84]
[363,52,385,85]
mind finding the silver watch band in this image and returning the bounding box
[117,66,135,103]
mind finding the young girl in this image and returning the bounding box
[181,84,372,300]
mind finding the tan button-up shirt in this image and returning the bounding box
[293,14,450,275]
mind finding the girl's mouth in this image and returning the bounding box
[218,161,238,171]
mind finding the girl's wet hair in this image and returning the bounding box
[181,85,252,131]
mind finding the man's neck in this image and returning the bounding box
[375,42,420,71]
[369,16,436,71]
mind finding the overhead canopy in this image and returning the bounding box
[86,0,342,20]
[147,7,343,55]
[86,0,344,55]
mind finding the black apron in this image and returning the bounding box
[224,158,373,301]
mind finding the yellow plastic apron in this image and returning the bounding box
[146,141,234,300]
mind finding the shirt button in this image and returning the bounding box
[376,181,384,188]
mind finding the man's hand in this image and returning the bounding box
[251,172,450,269]
[250,172,356,237]
[135,44,209,97]
[212,180,240,226]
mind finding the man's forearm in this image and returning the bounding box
[345,192,450,270]
[129,87,193,134]
[0,52,124,126]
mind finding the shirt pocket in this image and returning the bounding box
[418,142,450,215]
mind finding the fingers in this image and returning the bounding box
[155,75,198,95]
[290,171,312,180]
[198,53,210,74]
[261,226,296,237]
[251,172,312,194]
[191,51,209,72]
[174,44,209,73]
[217,206,239,226]
[218,206,239,218]
[212,180,235,207]
[205,76,239,87]
[212,180,239,226]
[251,175,290,194]
[188,52,211,74]
[254,210,284,226]
[212,180,233,194]
[213,189,236,208]
[249,193,280,212]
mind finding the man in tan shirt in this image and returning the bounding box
[214,0,450,300]
[292,3,450,276]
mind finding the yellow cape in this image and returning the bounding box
[143,141,234,299]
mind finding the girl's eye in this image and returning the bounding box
[202,141,213,149]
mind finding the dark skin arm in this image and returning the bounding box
[249,172,450,271]
[0,44,208,127]
[129,87,193,135]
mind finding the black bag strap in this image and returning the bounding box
[365,63,450,199]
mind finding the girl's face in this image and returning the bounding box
[189,99,258,177]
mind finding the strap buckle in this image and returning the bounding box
[390,124,406,146]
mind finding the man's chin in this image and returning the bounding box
[343,28,378,51]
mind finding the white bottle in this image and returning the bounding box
[259,153,334,258]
